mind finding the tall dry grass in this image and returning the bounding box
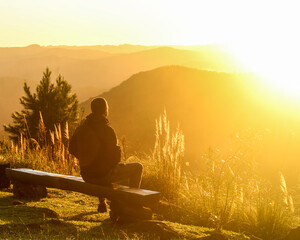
[1,112,79,175]
[152,110,185,200]
[138,112,299,239]
[178,153,298,239]
[1,110,299,239]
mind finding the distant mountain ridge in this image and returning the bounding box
[45,44,159,54]
[0,44,239,94]
[0,44,241,130]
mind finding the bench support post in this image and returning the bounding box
[13,181,47,199]
[109,199,152,223]
[0,162,11,189]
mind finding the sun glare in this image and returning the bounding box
[228,43,300,102]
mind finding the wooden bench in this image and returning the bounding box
[5,168,160,223]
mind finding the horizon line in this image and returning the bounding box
[0,43,226,48]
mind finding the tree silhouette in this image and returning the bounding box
[4,68,78,144]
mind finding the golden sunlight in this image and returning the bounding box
[1,1,300,238]
[228,43,300,102]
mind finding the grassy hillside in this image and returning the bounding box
[1,79,299,239]
[81,66,300,184]
[0,188,251,240]
[80,66,257,152]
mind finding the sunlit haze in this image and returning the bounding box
[228,42,300,102]
[1,1,300,237]
[1,0,300,101]
[0,0,298,47]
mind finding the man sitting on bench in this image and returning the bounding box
[69,97,143,212]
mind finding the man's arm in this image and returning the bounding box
[105,126,121,166]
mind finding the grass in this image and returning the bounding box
[134,113,300,239]
[0,188,251,240]
[152,110,185,200]
[1,111,299,239]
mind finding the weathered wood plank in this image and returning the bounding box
[6,168,160,206]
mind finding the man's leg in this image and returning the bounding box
[108,162,143,188]
[98,198,107,213]
[81,172,110,213]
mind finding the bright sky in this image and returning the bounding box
[1,0,300,99]
[0,0,298,47]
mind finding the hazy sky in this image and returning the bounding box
[0,0,299,47]
[1,0,300,95]
[1,1,300,103]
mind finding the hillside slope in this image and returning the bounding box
[82,66,300,182]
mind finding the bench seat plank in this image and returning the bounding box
[5,168,160,206]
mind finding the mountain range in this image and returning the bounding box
[0,44,240,133]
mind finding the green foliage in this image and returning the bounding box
[3,68,78,144]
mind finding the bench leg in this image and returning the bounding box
[12,181,47,199]
[0,163,11,189]
[109,200,152,224]
[98,198,107,213]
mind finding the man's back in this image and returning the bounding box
[70,112,120,177]
[69,97,142,189]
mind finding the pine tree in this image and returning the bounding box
[4,68,79,144]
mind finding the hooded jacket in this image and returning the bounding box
[69,113,121,178]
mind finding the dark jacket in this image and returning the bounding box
[69,113,120,179]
